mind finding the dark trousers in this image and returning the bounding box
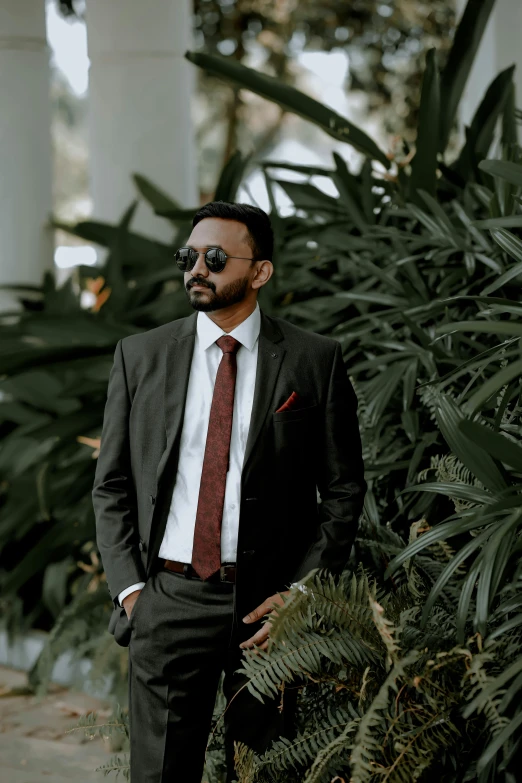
[128,562,298,782]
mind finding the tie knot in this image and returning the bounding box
[216,335,241,355]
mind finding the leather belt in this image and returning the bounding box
[161,559,237,584]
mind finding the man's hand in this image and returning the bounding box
[122,589,142,620]
[240,590,291,652]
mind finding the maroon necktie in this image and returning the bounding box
[191,335,242,580]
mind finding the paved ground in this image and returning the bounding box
[0,665,124,782]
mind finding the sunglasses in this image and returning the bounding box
[174,246,254,273]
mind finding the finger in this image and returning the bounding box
[239,633,264,649]
[240,625,270,650]
[243,639,269,654]
[242,603,268,623]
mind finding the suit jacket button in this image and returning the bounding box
[139,541,144,552]
[149,494,155,505]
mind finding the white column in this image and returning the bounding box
[85,0,198,244]
[0,0,54,311]
[456,0,522,133]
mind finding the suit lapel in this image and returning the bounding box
[241,309,285,479]
[155,311,197,489]
[156,306,286,490]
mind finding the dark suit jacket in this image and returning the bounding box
[92,307,367,646]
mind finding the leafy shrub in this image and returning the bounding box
[1,0,521,779]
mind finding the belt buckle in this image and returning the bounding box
[219,565,226,582]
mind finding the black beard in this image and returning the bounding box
[186,276,250,312]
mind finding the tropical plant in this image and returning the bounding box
[228,562,520,782]
[1,0,522,779]
[179,0,522,777]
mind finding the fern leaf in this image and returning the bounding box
[349,651,420,783]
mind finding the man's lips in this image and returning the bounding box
[190,284,210,290]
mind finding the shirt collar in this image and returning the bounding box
[197,300,261,353]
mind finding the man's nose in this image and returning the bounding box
[191,252,209,276]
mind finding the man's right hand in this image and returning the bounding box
[122,589,143,620]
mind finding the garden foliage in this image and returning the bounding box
[0,0,521,780]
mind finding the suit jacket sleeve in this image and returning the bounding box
[289,341,367,583]
[93,339,146,609]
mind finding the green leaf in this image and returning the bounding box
[464,359,522,413]
[386,515,494,579]
[457,417,522,471]
[435,392,508,492]
[488,227,522,262]
[397,482,494,505]
[456,559,481,642]
[501,78,518,147]
[275,180,342,214]
[475,512,521,634]
[102,201,138,315]
[417,189,461,241]
[439,0,496,151]
[434,320,522,337]
[471,216,522,228]
[153,206,199,220]
[132,173,180,216]
[420,523,497,627]
[184,50,390,168]
[364,362,409,427]
[51,218,174,266]
[334,291,404,307]
[478,159,522,187]
[42,557,74,618]
[261,160,335,176]
[452,66,516,179]
[409,48,440,201]
[361,158,376,225]
[214,149,252,202]
[477,710,522,772]
[331,153,367,231]
[0,371,78,414]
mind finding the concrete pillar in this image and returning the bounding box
[456,0,522,134]
[85,0,198,244]
[0,0,54,311]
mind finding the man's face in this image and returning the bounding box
[183,218,258,312]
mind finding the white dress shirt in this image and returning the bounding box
[118,301,261,605]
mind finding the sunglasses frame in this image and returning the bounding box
[175,246,255,273]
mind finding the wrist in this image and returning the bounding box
[122,588,142,607]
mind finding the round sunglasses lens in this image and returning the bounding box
[175,248,197,270]
[206,248,226,269]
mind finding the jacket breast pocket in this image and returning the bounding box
[272,403,319,423]
[272,405,319,463]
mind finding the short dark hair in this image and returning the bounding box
[192,201,274,263]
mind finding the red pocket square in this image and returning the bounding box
[276,391,300,413]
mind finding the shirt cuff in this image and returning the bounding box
[118,582,146,606]
[289,581,308,594]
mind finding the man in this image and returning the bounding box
[93,201,367,782]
